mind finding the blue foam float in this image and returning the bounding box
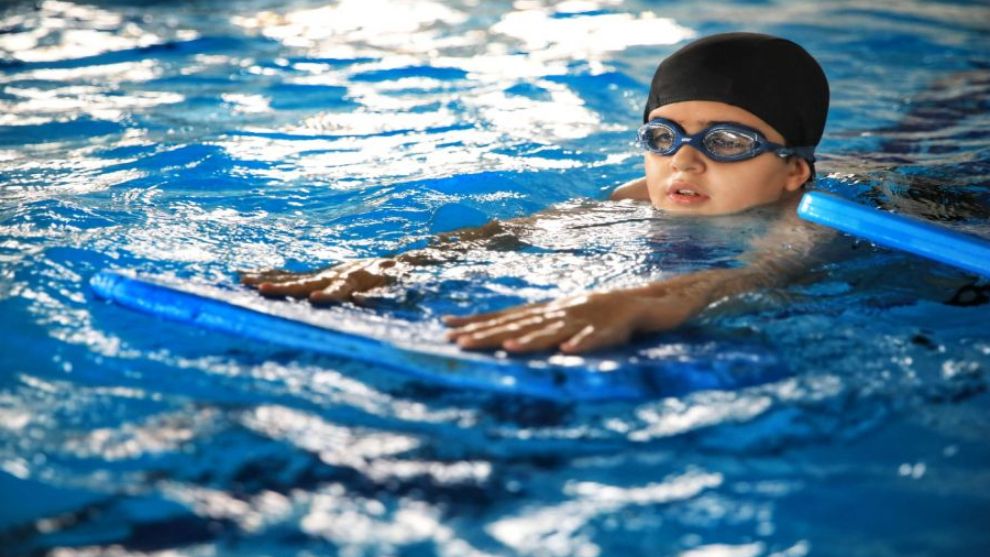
[798,191,990,278]
[89,270,788,401]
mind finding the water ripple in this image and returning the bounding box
[2,0,989,555]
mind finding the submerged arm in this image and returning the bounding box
[242,175,649,303]
[239,218,529,304]
[446,198,832,353]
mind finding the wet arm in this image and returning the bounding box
[446,263,799,354]
[240,218,527,302]
[241,209,550,303]
[243,177,660,304]
[393,219,530,265]
[447,199,833,353]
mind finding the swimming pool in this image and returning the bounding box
[2,0,989,555]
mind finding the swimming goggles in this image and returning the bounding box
[637,117,816,163]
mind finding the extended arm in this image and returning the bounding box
[242,176,651,302]
[239,219,527,304]
[446,197,831,353]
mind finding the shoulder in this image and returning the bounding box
[609,177,650,201]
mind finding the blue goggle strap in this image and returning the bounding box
[773,144,817,163]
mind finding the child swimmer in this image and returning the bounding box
[240,33,832,354]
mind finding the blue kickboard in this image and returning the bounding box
[798,191,990,278]
[89,270,789,401]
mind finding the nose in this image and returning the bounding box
[670,142,705,173]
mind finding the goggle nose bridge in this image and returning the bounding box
[673,133,707,154]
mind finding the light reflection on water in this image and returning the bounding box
[1,0,990,555]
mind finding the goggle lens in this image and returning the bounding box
[646,126,676,152]
[703,129,758,158]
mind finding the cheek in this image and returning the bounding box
[752,161,792,194]
[643,155,668,203]
[644,154,664,177]
[717,161,790,204]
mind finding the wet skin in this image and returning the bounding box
[242,100,817,354]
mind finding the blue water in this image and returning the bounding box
[2,0,990,555]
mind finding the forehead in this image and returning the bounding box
[648,100,784,141]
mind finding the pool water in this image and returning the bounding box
[2,0,990,555]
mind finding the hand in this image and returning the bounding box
[443,287,702,354]
[238,258,401,305]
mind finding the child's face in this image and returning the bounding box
[644,100,810,215]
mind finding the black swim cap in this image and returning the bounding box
[644,32,830,153]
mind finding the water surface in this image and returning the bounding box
[1,0,989,555]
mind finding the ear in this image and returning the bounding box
[783,157,811,192]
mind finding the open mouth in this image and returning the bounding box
[667,184,710,203]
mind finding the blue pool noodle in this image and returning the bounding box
[89,271,786,401]
[798,191,990,278]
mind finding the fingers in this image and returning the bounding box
[350,285,394,306]
[502,321,581,352]
[442,302,540,327]
[307,279,352,305]
[448,314,552,350]
[257,276,334,299]
[444,298,636,354]
[242,260,399,303]
[238,269,308,286]
[560,324,629,354]
[443,305,548,342]
[308,269,388,305]
[443,311,508,328]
